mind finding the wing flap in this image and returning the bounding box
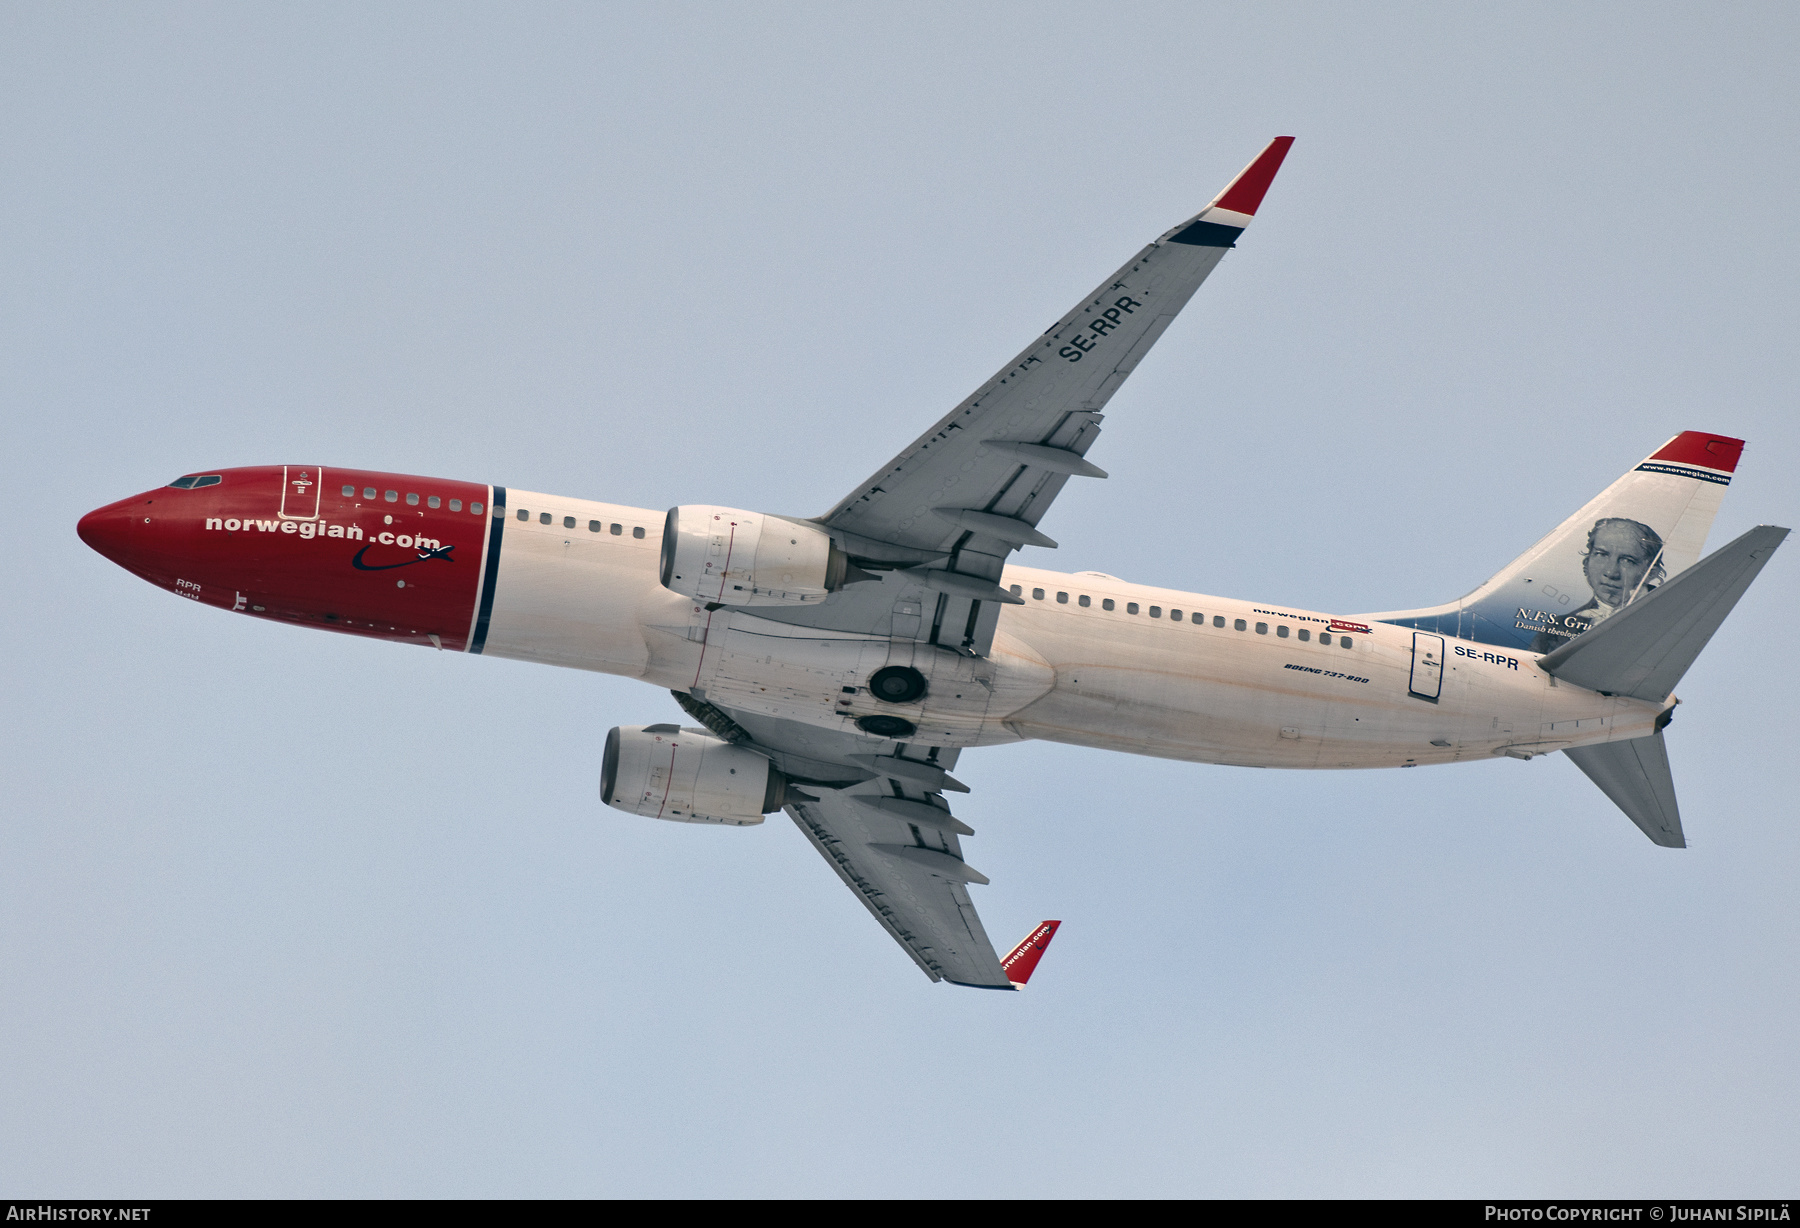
[786,783,1009,987]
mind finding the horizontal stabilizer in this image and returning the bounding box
[1538,524,1788,701]
[1564,731,1684,848]
[1000,920,1061,988]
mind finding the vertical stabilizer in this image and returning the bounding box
[1369,432,1744,653]
[1565,733,1684,848]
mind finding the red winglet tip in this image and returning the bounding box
[1001,920,1061,988]
[1650,431,1745,473]
[1212,136,1295,216]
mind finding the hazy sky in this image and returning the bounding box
[4,2,1797,1197]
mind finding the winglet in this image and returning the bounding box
[1168,138,1295,247]
[1212,136,1295,217]
[1000,920,1061,989]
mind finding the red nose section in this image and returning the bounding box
[80,465,493,652]
[78,498,158,575]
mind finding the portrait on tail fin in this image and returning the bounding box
[1526,517,1667,652]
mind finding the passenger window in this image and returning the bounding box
[428,496,441,509]
[471,502,483,514]
[1127,603,1139,615]
[633,526,645,539]
[1234,618,1247,631]
[1298,629,1310,641]
[1150,606,1162,618]
[1056,592,1068,604]
[540,512,552,525]
[1078,594,1091,608]
[517,509,529,521]
[1102,599,1115,611]
[610,523,622,535]
[406,493,420,506]
[1032,588,1044,600]
[563,515,576,529]
[1340,636,1353,649]
[1171,610,1182,621]
[385,491,398,503]
[1319,633,1333,646]
[1213,615,1225,628]
[589,520,601,532]
[1276,625,1289,638]
[364,488,376,499]
[1010,585,1022,596]
[1255,622,1268,635]
[449,499,462,512]
[341,485,355,496]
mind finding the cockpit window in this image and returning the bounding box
[166,475,221,489]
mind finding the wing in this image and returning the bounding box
[787,779,1009,988]
[776,138,1294,657]
[671,142,1295,983]
[675,690,1011,987]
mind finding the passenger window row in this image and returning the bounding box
[341,484,483,515]
[514,509,645,538]
[1007,584,1354,647]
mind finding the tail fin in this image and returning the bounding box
[1370,431,1745,653]
[1000,920,1061,989]
[1565,732,1685,847]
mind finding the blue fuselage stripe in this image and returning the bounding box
[470,485,506,654]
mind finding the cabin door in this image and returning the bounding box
[1409,632,1445,702]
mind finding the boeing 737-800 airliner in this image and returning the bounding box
[77,138,1787,989]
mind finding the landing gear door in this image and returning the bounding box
[1409,632,1445,702]
[280,467,323,520]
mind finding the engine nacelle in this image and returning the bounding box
[659,505,850,607]
[600,724,787,826]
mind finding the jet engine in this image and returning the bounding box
[601,724,788,826]
[659,505,854,606]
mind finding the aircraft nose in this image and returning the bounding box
[78,503,129,559]
[78,499,155,570]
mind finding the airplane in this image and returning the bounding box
[77,137,1788,990]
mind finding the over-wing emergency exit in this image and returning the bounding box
[77,137,1787,988]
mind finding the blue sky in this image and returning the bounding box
[4,2,1797,1196]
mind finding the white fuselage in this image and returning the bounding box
[481,492,1663,770]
